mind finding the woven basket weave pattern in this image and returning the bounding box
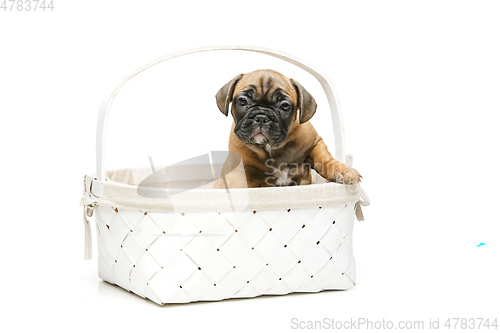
[96,204,356,304]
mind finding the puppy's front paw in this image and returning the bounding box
[328,163,361,185]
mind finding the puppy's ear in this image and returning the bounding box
[216,74,244,116]
[291,79,317,124]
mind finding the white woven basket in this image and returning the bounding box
[81,46,369,305]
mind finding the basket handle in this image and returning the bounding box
[96,45,346,181]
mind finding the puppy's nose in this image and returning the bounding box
[253,114,270,124]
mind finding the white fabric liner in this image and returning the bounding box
[88,165,362,213]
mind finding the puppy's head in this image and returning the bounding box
[216,69,317,147]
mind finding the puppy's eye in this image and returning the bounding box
[280,102,291,111]
[237,97,248,106]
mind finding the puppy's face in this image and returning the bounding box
[216,69,317,147]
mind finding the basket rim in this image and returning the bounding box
[90,174,361,213]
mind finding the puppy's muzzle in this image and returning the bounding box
[235,107,285,145]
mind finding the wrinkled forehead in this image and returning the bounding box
[233,70,297,104]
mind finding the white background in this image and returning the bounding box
[1,0,499,332]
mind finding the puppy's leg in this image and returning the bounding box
[306,136,361,184]
[213,154,249,189]
[213,177,227,189]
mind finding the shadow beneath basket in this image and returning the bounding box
[97,280,351,308]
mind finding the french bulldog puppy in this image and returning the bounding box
[214,69,361,189]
